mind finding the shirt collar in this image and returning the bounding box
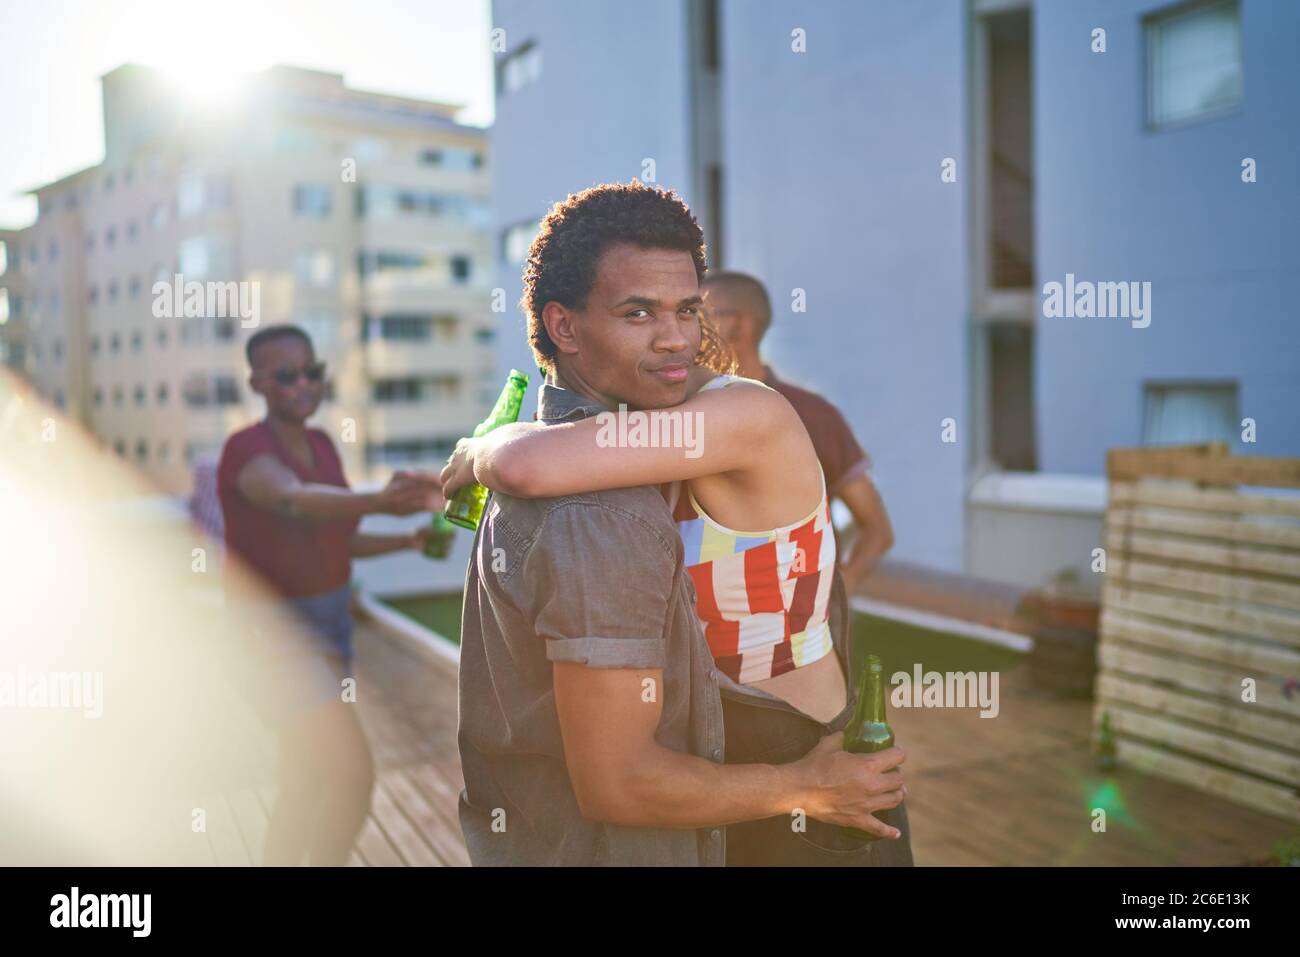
[537,380,610,424]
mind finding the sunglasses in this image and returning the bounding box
[268,362,327,386]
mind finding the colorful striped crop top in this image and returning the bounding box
[669,374,837,684]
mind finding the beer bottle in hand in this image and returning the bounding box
[843,653,901,841]
[444,369,530,530]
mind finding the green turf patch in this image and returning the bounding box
[380,592,464,644]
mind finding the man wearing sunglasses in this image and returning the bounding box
[217,323,443,866]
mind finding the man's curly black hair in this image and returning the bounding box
[521,180,734,374]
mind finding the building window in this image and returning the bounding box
[150,203,169,229]
[351,136,388,162]
[1143,382,1238,446]
[177,172,207,218]
[89,285,99,306]
[134,384,146,405]
[109,280,120,303]
[296,308,338,351]
[418,147,484,170]
[91,335,101,356]
[112,385,124,406]
[47,239,59,261]
[355,186,491,227]
[373,375,459,405]
[451,255,471,284]
[109,333,120,354]
[182,373,241,407]
[131,330,143,351]
[498,40,542,95]
[178,237,210,279]
[1147,0,1242,128]
[293,184,332,218]
[373,378,423,404]
[157,382,170,405]
[52,339,63,362]
[214,375,240,405]
[156,327,169,348]
[85,232,95,253]
[126,220,139,242]
[475,327,494,344]
[114,439,126,457]
[295,248,337,288]
[135,439,148,462]
[371,314,433,341]
[105,226,117,248]
[93,387,104,407]
[502,219,539,265]
[129,276,141,299]
[157,440,170,462]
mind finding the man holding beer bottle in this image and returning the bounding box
[448,182,907,866]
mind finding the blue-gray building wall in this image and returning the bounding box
[1034,0,1300,473]
[721,0,971,571]
[490,0,698,409]
[488,0,1296,575]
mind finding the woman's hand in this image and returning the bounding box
[440,437,479,501]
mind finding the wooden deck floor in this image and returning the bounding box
[202,619,1293,866]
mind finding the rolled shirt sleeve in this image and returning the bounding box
[523,501,677,669]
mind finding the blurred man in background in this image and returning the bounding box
[218,324,443,865]
[703,272,894,593]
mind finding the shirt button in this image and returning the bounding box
[711,748,722,761]
[710,829,721,841]
[707,669,718,682]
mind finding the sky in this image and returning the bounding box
[0,0,494,228]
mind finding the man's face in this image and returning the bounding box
[557,243,703,411]
[248,336,325,422]
[702,283,753,351]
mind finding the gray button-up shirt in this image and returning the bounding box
[457,381,727,865]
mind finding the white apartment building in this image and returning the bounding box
[0,63,496,494]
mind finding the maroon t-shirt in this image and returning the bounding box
[217,420,358,598]
[762,366,872,496]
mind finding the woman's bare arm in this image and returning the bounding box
[443,383,805,499]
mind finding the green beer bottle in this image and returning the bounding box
[443,369,530,530]
[1097,708,1118,772]
[843,653,900,841]
[421,511,456,559]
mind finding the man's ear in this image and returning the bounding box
[542,301,580,358]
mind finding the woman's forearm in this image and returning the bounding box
[465,385,786,498]
[470,423,545,496]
